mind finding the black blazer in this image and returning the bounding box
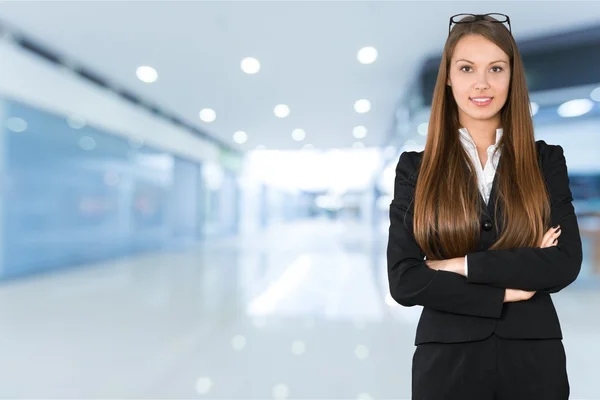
[387,140,583,345]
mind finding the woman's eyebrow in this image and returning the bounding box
[455,59,508,65]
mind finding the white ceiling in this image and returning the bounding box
[1,1,600,152]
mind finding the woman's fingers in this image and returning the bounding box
[540,227,558,248]
[540,225,561,248]
[505,289,537,302]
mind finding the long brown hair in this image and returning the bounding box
[414,15,551,260]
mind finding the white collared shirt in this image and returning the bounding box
[458,127,504,277]
[458,127,503,205]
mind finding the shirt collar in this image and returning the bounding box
[458,127,503,149]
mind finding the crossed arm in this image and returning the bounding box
[386,144,583,319]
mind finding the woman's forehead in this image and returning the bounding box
[452,36,509,62]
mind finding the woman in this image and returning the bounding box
[386,13,583,400]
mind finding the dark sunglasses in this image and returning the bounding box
[449,13,511,35]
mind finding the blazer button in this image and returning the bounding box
[482,219,493,231]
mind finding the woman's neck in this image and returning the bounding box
[459,119,501,149]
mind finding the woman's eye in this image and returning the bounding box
[460,66,504,72]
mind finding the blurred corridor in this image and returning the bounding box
[1,1,600,399]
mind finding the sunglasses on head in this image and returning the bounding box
[449,13,511,35]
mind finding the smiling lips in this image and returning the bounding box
[470,97,493,106]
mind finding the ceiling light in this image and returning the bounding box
[417,122,428,136]
[357,46,378,64]
[79,136,96,150]
[557,99,594,118]
[353,126,367,139]
[529,102,539,117]
[274,104,290,118]
[590,87,600,102]
[5,117,27,132]
[67,115,86,129]
[136,66,158,83]
[354,99,371,113]
[241,57,260,74]
[199,108,216,123]
[292,128,306,141]
[233,131,248,144]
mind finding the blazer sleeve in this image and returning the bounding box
[465,143,583,293]
[387,151,506,318]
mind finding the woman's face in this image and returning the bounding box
[447,34,511,127]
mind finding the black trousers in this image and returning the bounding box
[412,333,569,400]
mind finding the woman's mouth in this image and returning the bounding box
[470,97,493,106]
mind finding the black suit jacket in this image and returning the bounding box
[387,140,583,345]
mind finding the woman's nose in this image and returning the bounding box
[473,74,491,90]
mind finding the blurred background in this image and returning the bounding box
[0,1,599,399]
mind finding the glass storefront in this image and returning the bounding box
[0,97,239,279]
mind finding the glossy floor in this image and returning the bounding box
[0,218,598,399]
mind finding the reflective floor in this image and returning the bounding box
[0,218,599,399]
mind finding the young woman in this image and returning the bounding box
[387,13,583,400]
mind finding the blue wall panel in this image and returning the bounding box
[0,98,203,280]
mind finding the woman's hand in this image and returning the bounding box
[539,224,561,248]
[504,226,562,303]
[424,259,445,271]
[504,288,536,302]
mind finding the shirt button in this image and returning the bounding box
[482,219,493,231]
